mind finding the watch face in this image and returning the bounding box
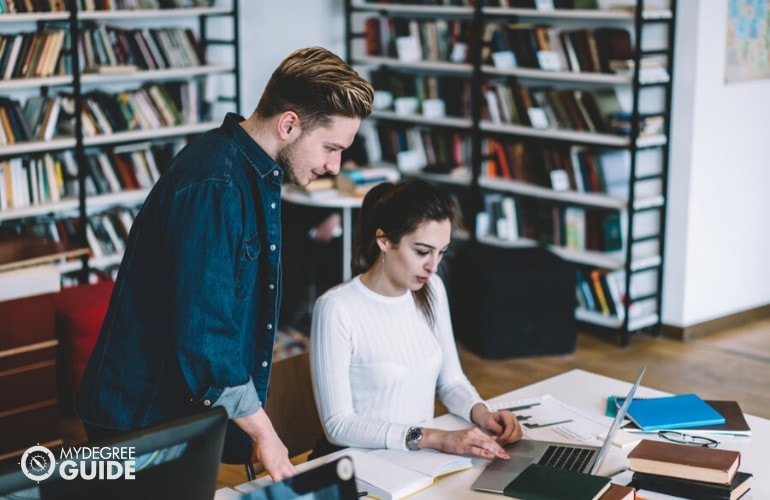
[406,427,423,450]
[21,445,56,482]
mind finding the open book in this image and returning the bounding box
[345,448,472,500]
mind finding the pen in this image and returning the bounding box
[357,491,368,497]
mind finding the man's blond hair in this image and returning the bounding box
[255,47,373,131]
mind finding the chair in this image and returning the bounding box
[246,350,324,479]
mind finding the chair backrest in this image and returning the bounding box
[264,350,324,458]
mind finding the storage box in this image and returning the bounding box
[449,244,576,359]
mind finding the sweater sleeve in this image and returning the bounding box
[432,276,488,421]
[310,292,409,450]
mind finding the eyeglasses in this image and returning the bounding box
[657,430,720,448]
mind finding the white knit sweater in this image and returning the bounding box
[310,274,485,450]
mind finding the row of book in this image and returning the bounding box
[0,141,178,211]
[85,207,137,259]
[484,83,665,136]
[478,193,624,251]
[482,23,649,75]
[15,207,139,261]
[82,144,165,195]
[0,0,65,12]
[376,123,472,175]
[361,0,660,11]
[363,17,472,64]
[0,154,75,210]
[77,0,214,10]
[78,81,207,136]
[0,96,58,145]
[362,0,472,5]
[371,69,472,118]
[78,24,203,73]
[0,30,68,80]
[486,139,631,199]
[576,268,627,318]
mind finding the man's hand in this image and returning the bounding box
[234,408,298,481]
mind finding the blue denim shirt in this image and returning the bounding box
[76,113,282,462]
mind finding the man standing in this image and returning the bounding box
[76,47,374,481]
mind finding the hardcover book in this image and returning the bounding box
[627,439,740,485]
[599,482,636,500]
[631,471,752,500]
[502,463,611,500]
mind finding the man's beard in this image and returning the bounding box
[276,140,302,185]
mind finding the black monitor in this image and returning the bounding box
[0,407,228,500]
[241,456,358,500]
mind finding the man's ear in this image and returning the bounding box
[277,111,301,140]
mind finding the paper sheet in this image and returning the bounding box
[488,394,609,442]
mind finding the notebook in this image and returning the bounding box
[471,367,646,494]
[624,393,726,432]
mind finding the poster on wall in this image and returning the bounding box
[725,0,770,83]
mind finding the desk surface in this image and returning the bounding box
[231,369,767,499]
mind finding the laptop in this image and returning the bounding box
[472,367,646,494]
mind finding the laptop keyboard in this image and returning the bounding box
[537,445,596,472]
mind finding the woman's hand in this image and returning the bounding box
[470,403,524,446]
[420,427,510,459]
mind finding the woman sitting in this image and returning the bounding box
[310,178,522,459]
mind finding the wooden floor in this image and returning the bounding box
[214,316,770,489]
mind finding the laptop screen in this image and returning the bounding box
[589,366,646,474]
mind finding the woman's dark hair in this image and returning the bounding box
[352,178,458,325]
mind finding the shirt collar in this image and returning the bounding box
[220,112,282,179]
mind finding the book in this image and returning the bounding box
[625,393,726,432]
[631,471,752,500]
[345,448,472,500]
[502,464,612,500]
[618,400,751,436]
[627,439,741,485]
[599,483,636,500]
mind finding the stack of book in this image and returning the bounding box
[627,439,752,499]
[336,167,399,197]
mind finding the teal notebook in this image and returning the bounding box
[503,464,611,500]
[625,393,725,432]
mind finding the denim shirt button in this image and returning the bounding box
[269,283,275,290]
[270,202,276,209]
[269,244,276,251]
[266,323,273,330]
[261,361,268,368]
[272,171,279,176]
[203,399,211,406]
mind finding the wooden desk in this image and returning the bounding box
[232,369,767,499]
[281,188,362,282]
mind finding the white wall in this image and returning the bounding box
[664,0,770,327]
[237,0,346,113]
[234,0,770,328]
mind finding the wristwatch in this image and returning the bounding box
[405,426,423,451]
